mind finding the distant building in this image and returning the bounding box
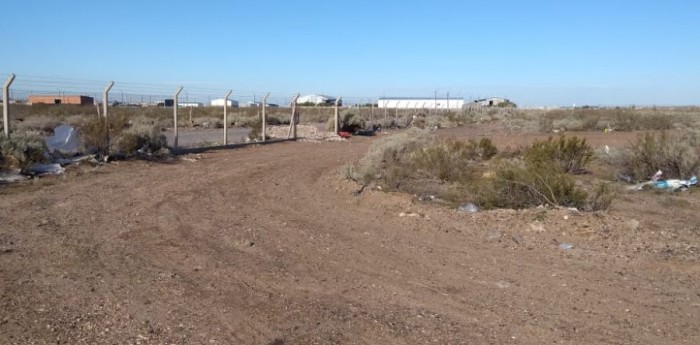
[297,94,338,106]
[244,101,279,108]
[28,95,94,106]
[178,102,203,108]
[377,97,465,110]
[210,98,239,107]
[472,97,508,107]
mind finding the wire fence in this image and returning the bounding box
[1,72,483,149]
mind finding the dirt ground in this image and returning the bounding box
[1,126,699,344]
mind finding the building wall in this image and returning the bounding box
[473,97,507,107]
[377,98,464,109]
[297,94,335,105]
[210,99,239,107]
[28,95,94,105]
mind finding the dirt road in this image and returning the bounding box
[1,132,698,344]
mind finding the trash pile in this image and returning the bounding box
[0,125,97,184]
[626,170,698,192]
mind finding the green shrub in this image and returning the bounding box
[0,134,47,173]
[111,124,167,155]
[351,128,432,185]
[78,116,110,155]
[326,112,367,132]
[526,135,594,174]
[79,115,166,156]
[473,160,588,209]
[617,131,700,181]
[587,182,617,211]
[413,137,498,181]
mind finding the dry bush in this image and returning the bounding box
[344,130,604,211]
[13,115,62,133]
[192,116,224,129]
[471,159,588,210]
[236,115,260,128]
[111,123,167,155]
[78,116,110,155]
[587,182,617,211]
[525,135,594,174]
[616,131,700,181]
[347,128,432,185]
[0,134,47,173]
[79,115,165,156]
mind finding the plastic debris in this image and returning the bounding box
[0,172,27,183]
[29,163,65,176]
[46,125,80,155]
[458,203,479,213]
[628,175,698,192]
[559,243,574,250]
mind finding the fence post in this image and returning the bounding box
[3,73,16,138]
[261,93,270,142]
[288,94,300,139]
[223,90,232,145]
[334,97,342,134]
[102,81,114,118]
[173,86,183,149]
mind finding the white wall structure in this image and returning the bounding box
[297,94,336,105]
[377,97,465,109]
[472,97,508,107]
[178,102,203,108]
[210,98,239,107]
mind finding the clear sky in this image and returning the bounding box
[2,0,699,106]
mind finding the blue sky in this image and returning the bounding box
[2,0,699,106]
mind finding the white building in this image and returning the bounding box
[210,98,239,107]
[472,97,508,107]
[297,94,337,105]
[178,102,203,108]
[377,97,465,110]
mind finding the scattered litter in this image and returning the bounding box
[628,175,697,192]
[559,243,574,250]
[495,280,511,289]
[399,212,421,218]
[29,163,65,176]
[457,203,479,213]
[511,234,524,245]
[0,172,27,184]
[45,125,80,155]
[617,174,633,183]
[651,170,663,182]
[53,154,98,166]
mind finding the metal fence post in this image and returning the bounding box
[223,90,232,145]
[289,94,300,139]
[3,73,16,138]
[102,81,114,118]
[173,86,183,149]
[261,93,270,142]
[334,97,342,134]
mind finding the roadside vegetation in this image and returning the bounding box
[342,125,700,212]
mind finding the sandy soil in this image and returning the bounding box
[1,128,699,344]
